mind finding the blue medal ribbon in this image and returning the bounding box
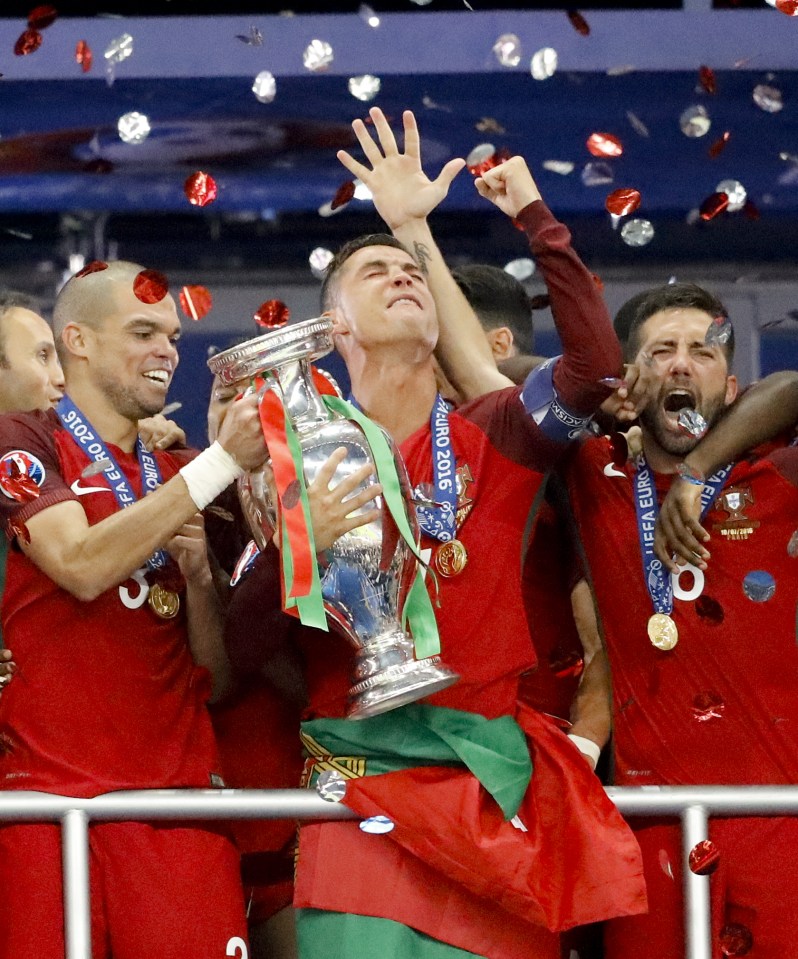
[349,392,457,543]
[56,396,168,571]
[633,456,733,616]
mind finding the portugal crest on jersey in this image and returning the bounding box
[0,450,46,503]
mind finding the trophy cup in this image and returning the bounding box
[208,316,458,719]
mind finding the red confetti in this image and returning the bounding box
[27,5,57,28]
[282,479,302,510]
[695,594,724,624]
[2,460,40,504]
[688,839,720,876]
[184,171,218,208]
[14,28,42,56]
[8,519,30,544]
[606,188,641,217]
[75,260,108,279]
[719,923,753,957]
[743,199,760,220]
[699,192,729,221]
[708,131,731,159]
[586,133,623,158]
[179,285,212,321]
[776,0,798,14]
[692,691,725,722]
[133,269,169,305]
[548,647,584,680]
[567,10,591,35]
[75,39,92,72]
[254,300,290,329]
[331,180,355,211]
[698,65,717,95]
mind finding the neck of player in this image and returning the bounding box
[641,431,684,475]
[347,354,438,446]
[65,381,140,453]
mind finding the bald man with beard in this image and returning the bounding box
[0,261,268,959]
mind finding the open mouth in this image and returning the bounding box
[663,389,696,414]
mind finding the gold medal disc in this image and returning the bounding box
[647,613,678,650]
[434,539,468,578]
[148,583,180,620]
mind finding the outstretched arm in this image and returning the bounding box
[337,108,512,399]
[655,370,798,571]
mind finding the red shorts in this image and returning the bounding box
[0,820,248,959]
[605,816,798,959]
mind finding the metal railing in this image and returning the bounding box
[2,785,798,959]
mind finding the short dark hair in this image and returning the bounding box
[320,233,409,311]
[0,289,38,366]
[625,282,734,366]
[451,264,534,355]
[613,290,651,349]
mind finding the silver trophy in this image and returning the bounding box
[208,316,458,719]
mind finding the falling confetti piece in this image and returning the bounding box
[716,179,747,212]
[303,39,333,72]
[14,28,42,56]
[81,458,113,478]
[75,260,108,279]
[680,105,711,138]
[543,160,575,175]
[586,132,623,158]
[184,171,218,207]
[235,25,263,45]
[252,71,276,103]
[75,39,92,72]
[626,111,650,138]
[254,300,290,329]
[581,161,614,187]
[688,839,720,875]
[104,32,133,64]
[698,65,717,95]
[466,143,510,175]
[476,117,505,134]
[567,10,591,35]
[678,408,708,438]
[775,0,798,14]
[699,192,729,221]
[309,247,334,279]
[493,33,521,68]
[27,4,57,28]
[179,285,212,321]
[133,269,169,305]
[752,83,783,113]
[719,923,753,957]
[358,4,381,27]
[331,180,355,211]
[348,74,381,102]
[705,314,733,346]
[503,258,535,281]
[117,111,150,145]
[530,47,558,80]
[708,131,731,158]
[161,401,182,416]
[620,218,654,247]
[606,188,642,217]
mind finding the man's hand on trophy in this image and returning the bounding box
[216,392,268,472]
[337,108,465,232]
[307,446,382,554]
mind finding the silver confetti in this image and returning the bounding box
[626,110,650,138]
[359,815,395,835]
[358,3,381,26]
[104,32,133,63]
[81,458,114,478]
[503,258,535,281]
[252,71,276,103]
[742,570,776,603]
[542,160,574,175]
[309,247,334,280]
[530,47,558,81]
[316,769,347,803]
[620,218,655,247]
[303,39,334,72]
[493,33,521,68]
[161,401,183,416]
[348,74,381,102]
[753,83,783,113]
[117,111,151,145]
[581,161,614,187]
[679,105,711,138]
[235,26,263,45]
[677,408,708,438]
[705,315,733,347]
[715,179,747,213]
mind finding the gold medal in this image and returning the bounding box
[148,583,180,620]
[647,612,678,650]
[434,539,468,578]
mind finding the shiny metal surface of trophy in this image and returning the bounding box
[208,316,458,719]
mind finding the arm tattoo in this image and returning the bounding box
[413,241,432,276]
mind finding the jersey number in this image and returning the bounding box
[118,566,150,609]
[226,937,248,959]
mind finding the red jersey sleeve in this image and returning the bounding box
[0,409,76,531]
[515,200,622,416]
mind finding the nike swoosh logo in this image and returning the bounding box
[603,462,626,478]
[70,479,112,497]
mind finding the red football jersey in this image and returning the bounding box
[0,409,220,797]
[567,435,798,786]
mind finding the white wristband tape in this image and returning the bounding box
[179,441,244,510]
[567,734,602,768]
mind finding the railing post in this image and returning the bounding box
[681,803,712,959]
[61,808,92,959]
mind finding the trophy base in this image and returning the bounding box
[347,657,459,720]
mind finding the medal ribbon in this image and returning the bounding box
[56,396,168,570]
[633,457,733,616]
[349,392,457,544]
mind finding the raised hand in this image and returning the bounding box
[474,155,543,219]
[337,108,465,231]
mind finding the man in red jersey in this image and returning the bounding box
[272,108,645,959]
[0,260,267,959]
[561,281,798,959]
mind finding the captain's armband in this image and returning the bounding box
[520,356,591,443]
